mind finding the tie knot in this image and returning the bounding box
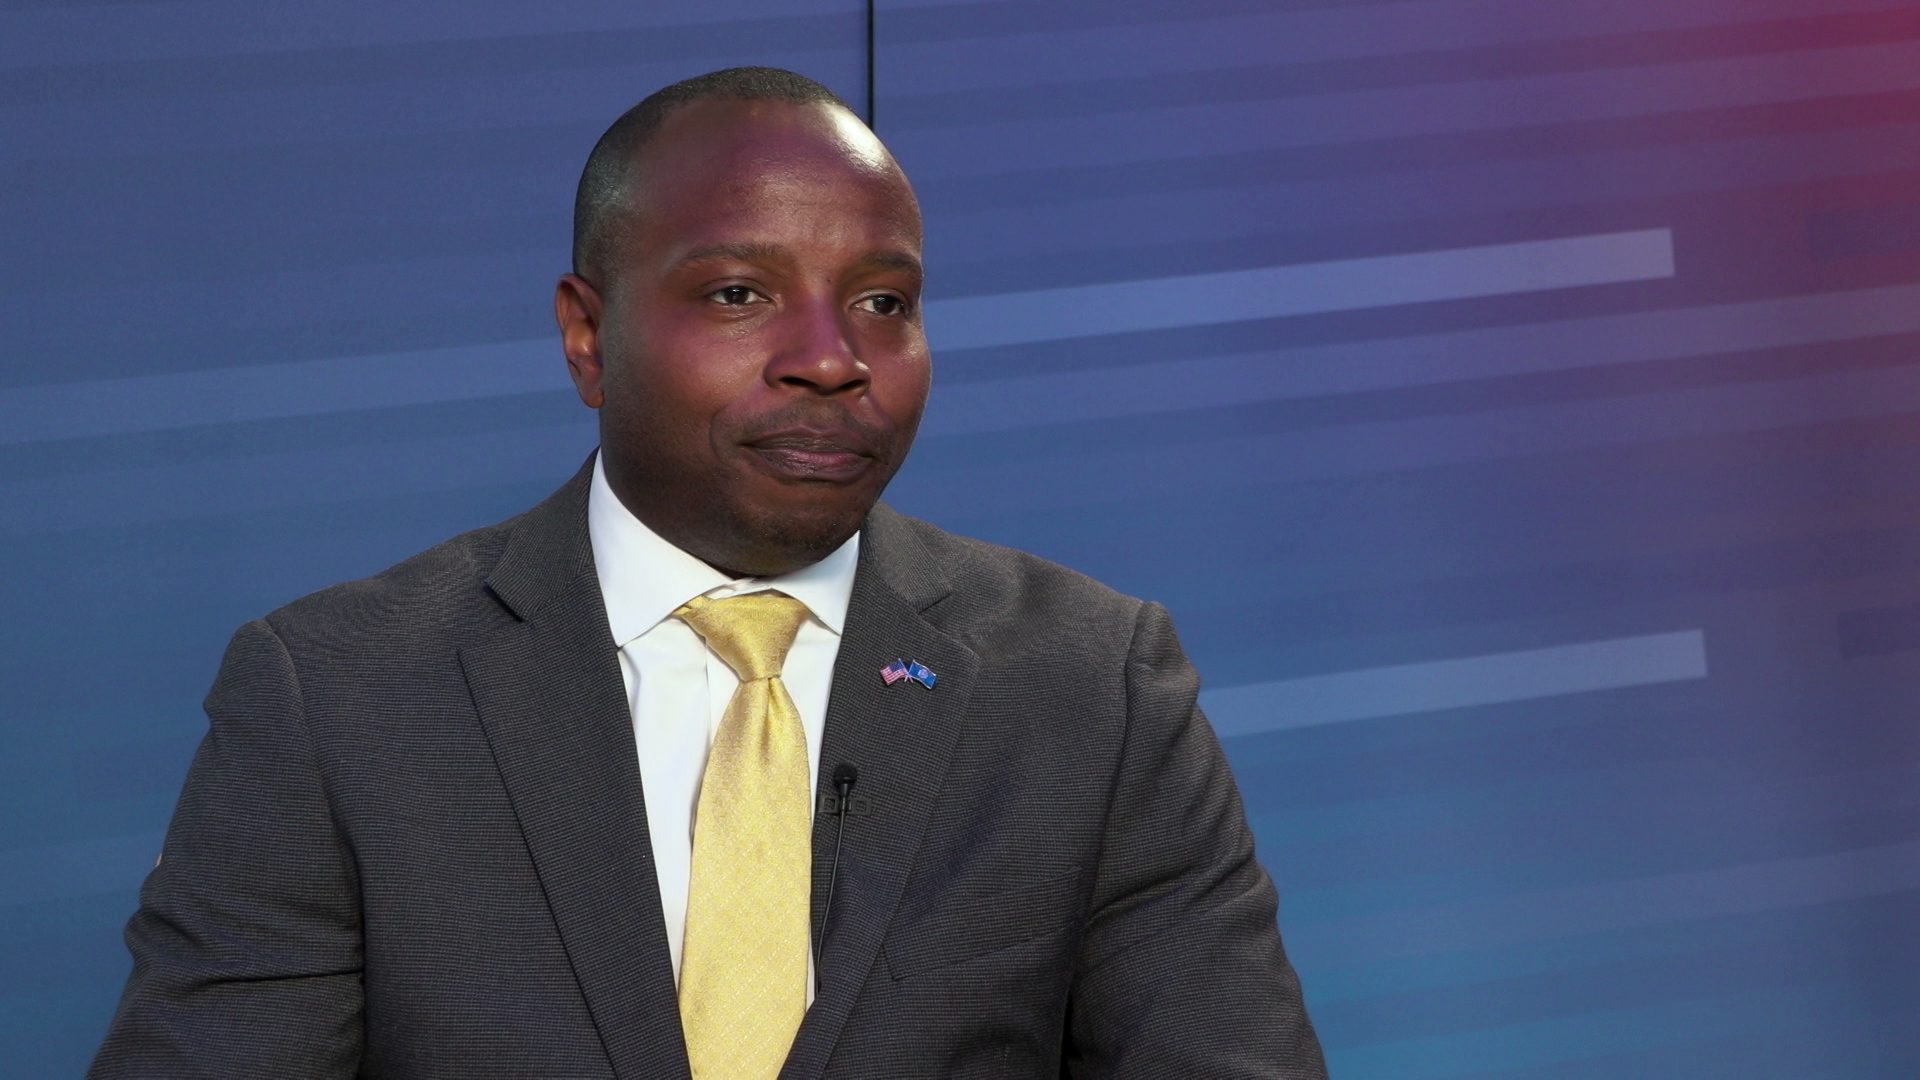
[674,592,811,683]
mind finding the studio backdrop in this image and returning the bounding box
[3,1,1918,1076]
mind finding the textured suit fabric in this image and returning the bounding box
[89,458,1328,1080]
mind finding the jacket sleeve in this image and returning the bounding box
[1063,602,1328,1079]
[88,619,365,1079]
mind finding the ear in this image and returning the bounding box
[555,273,607,409]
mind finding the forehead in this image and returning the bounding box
[629,98,920,255]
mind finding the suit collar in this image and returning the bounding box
[484,453,599,623]
[857,502,953,615]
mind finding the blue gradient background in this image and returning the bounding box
[4,1,1919,1075]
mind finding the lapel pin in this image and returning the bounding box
[880,658,937,689]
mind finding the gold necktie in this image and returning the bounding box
[674,592,812,1080]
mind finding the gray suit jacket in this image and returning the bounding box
[90,460,1326,1079]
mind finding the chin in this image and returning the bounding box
[727,495,869,574]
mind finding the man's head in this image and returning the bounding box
[557,68,929,578]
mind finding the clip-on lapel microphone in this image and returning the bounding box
[815,762,859,973]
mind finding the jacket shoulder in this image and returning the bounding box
[260,458,594,653]
[874,507,1147,656]
[259,507,523,655]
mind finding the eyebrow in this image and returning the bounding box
[860,250,924,277]
[673,241,791,269]
[672,242,922,279]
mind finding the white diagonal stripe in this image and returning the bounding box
[1203,630,1707,736]
[923,229,1674,351]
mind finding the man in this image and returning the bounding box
[90,67,1327,1079]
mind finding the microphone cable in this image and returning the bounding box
[816,762,860,972]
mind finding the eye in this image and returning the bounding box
[855,294,909,317]
[707,285,768,306]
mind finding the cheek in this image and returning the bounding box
[616,325,754,429]
[875,349,933,427]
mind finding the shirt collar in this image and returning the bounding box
[586,452,859,648]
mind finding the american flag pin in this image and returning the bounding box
[880,658,937,689]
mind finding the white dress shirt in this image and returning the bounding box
[586,454,856,988]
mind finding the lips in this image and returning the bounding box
[743,428,876,483]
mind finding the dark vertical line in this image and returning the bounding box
[865,0,876,129]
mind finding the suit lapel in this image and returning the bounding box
[460,460,691,1080]
[781,506,979,1080]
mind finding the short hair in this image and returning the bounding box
[571,66,854,281]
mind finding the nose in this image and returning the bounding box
[764,293,869,395]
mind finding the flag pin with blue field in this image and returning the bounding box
[880,658,936,689]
